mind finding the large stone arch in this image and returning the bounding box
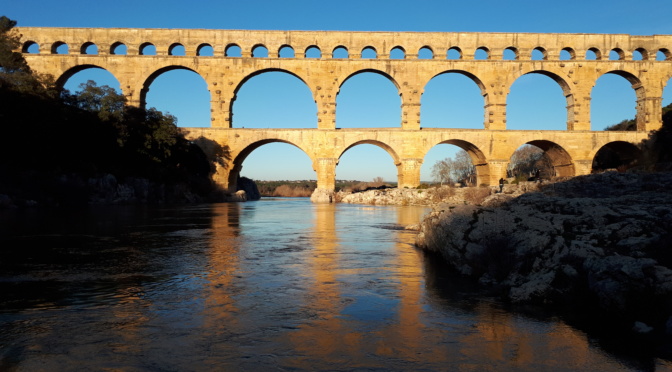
[336,69,402,128]
[337,139,401,183]
[420,69,488,128]
[592,69,646,130]
[590,141,642,171]
[141,65,210,109]
[423,139,490,186]
[506,69,575,130]
[54,64,122,92]
[228,139,314,191]
[230,68,317,128]
[338,68,401,92]
[338,140,400,164]
[509,140,576,178]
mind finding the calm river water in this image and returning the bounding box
[0,198,670,371]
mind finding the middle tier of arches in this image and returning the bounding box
[38,55,671,132]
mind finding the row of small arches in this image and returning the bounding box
[22,40,672,61]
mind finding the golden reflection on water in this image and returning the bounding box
[284,203,367,366]
[201,203,244,364]
[194,202,653,370]
[3,202,671,371]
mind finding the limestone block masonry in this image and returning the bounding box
[14,27,672,202]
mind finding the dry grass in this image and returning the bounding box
[431,186,455,202]
[463,187,492,205]
[272,184,313,197]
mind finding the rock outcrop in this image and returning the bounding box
[416,172,672,336]
[237,176,261,201]
[310,188,335,203]
[337,185,514,206]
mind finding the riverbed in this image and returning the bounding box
[0,198,669,371]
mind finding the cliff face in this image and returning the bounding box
[416,172,672,336]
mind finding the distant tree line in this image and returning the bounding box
[0,16,226,206]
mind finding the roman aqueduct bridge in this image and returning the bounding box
[15,27,672,201]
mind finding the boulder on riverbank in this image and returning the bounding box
[415,171,672,336]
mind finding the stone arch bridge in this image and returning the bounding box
[15,27,672,201]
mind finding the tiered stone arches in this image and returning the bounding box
[16,27,671,198]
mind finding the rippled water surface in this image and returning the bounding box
[0,198,670,371]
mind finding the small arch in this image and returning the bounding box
[361,46,377,59]
[447,47,462,60]
[503,47,518,60]
[110,42,127,55]
[592,141,642,172]
[517,140,575,178]
[305,45,321,58]
[51,41,68,54]
[22,41,39,54]
[586,47,601,60]
[560,47,575,60]
[197,43,214,56]
[633,48,648,61]
[225,44,242,57]
[80,42,98,55]
[531,47,547,61]
[139,42,156,55]
[169,43,186,56]
[252,44,269,58]
[279,45,295,58]
[657,48,671,61]
[418,46,433,59]
[332,46,348,59]
[390,46,405,59]
[609,48,625,61]
[474,47,489,60]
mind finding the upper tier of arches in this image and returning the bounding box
[16,27,672,61]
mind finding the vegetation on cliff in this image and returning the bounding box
[0,16,224,207]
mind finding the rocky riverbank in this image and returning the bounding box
[415,171,672,339]
[335,181,545,206]
[0,173,261,208]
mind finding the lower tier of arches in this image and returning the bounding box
[184,127,650,201]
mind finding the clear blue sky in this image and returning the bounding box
[6,0,672,182]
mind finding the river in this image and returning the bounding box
[0,198,669,371]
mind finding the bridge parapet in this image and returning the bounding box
[16,27,672,62]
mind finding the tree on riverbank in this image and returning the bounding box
[0,16,220,206]
[507,145,554,181]
[431,150,475,186]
